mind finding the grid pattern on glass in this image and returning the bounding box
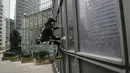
[22,1,52,54]
[15,0,41,33]
[40,0,52,11]
[78,0,121,57]
[80,60,118,73]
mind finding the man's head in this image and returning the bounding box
[45,18,57,28]
[48,18,57,23]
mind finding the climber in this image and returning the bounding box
[40,18,63,59]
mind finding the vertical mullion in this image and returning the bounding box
[118,0,129,72]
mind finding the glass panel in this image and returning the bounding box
[67,0,74,50]
[25,17,29,28]
[38,12,42,25]
[56,14,61,37]
[34,14,38,26]
[78,0,121,57]
[80,60,119,73]
[30,15,34,26]
[68,56,75,73]
[61,4,67,49]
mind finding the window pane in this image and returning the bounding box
[67,0,74,50]
[80,60,119,73]
[78,0,121,57]
[68,56,75,73]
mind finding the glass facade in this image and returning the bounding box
[53,0,129,73]
[15,0,41,32]
[22,7,52,54]
[80,60,118,73]
[78,0,121,58]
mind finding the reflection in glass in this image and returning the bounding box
[78,0,121,57]
[67,0,74,50]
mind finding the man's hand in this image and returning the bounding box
[56,37,61,40]
[61,36,66,40]
[53,26,61,30]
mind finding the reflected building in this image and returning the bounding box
[79,0,121,57]
[15,0,41,33]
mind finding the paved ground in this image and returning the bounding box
[0,54,54,73]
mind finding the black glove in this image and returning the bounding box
[53,27,60,30]
[56,37,61,40]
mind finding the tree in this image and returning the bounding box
[10,29,21,50]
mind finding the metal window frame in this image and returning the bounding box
[64,51,125,73]
[77,55,125,73]
[120,0,130,67]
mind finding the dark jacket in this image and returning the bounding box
[40,22,60,42]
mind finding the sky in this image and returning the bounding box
[10,0,16,19]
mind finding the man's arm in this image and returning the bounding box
[49,29,60,40]
[53,27,60,30]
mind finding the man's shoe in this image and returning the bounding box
[55,55,64,59]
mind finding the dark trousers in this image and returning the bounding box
[49,41,62,56]
[40,39,62,56]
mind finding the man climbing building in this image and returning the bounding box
[40,18,63,59]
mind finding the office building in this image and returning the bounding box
[0,1,6,49]
[2,0,10,48]
[15,0,41,33]
[10,19,15,32]
[0,1,3,48]
[21,5,52,55]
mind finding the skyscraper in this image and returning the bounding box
[0,1,6,49]
[2,0,10,48]
[10,19,15,32]
[15,0,41,33]
[0,1,3,48]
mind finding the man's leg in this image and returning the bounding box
[49,41,62,56]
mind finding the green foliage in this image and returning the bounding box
[39,51,50,59]
[10,29,21,49]
[33,50,50,59]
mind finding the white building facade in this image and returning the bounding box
[0,1,6,49]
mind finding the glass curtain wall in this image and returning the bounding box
[22,0,52,55]
[53,0,129,73]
